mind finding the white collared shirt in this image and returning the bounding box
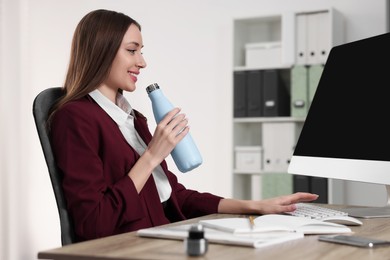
[89,89,171,202]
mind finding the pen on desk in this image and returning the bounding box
[248,216,255,230]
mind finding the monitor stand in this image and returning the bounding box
[343,185,390,218]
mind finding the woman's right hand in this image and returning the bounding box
[128,107,189,192]
[146,107,190,166]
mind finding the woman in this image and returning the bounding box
[49,9,318,242]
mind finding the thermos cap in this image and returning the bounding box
[146,83,160,94]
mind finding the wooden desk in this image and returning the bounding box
[38,206,390,260]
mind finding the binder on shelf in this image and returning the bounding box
[296,13,308,65]
[293,175,310,193]
[262,70,290,117]
[310,177,328,203]
[247,70,263,117]
[307,13,319,65]
[293,175,328,203]
[233,71,247,117]
[262,173,293,199]
[262,122,295,173]
[291,65,309,117]
[308,64,324,105]
[316,11,331,64]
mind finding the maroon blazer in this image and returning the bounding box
[50,95,222,242]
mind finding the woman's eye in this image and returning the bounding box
[126,49,143,55]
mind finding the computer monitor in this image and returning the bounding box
[288,32,390,218]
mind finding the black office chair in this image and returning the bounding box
[32,87,77,245]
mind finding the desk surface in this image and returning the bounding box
[38,205,390,260]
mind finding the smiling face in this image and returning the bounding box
[98,23,147,102]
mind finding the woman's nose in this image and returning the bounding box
[137,55,147,69]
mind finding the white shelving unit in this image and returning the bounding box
[232,8,344,200]
[233,13,294,70]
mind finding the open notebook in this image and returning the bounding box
[137,223,304,249]
[199,214,352,235]
[137,214,351,248]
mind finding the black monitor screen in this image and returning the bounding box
[293,33,390,162]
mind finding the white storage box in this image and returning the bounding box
[234,146,263,172]
[245,41,282,68]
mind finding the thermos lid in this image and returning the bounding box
[146,83,160,94]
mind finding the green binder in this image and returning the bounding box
[262,173,293,199]
[291,65,308,118]
[308,65,324,106]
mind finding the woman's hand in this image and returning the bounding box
[146,107,189,165]
[218,192,319,215]
[250,192,319,214]
[128,107,189,192]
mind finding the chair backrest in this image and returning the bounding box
[32,87,77,245]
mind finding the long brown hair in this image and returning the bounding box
[48,9,141,123]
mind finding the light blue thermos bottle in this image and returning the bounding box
[146,83,203,173]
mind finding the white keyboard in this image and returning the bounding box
[286,203,348,220]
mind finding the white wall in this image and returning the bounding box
[0,0,387,259]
